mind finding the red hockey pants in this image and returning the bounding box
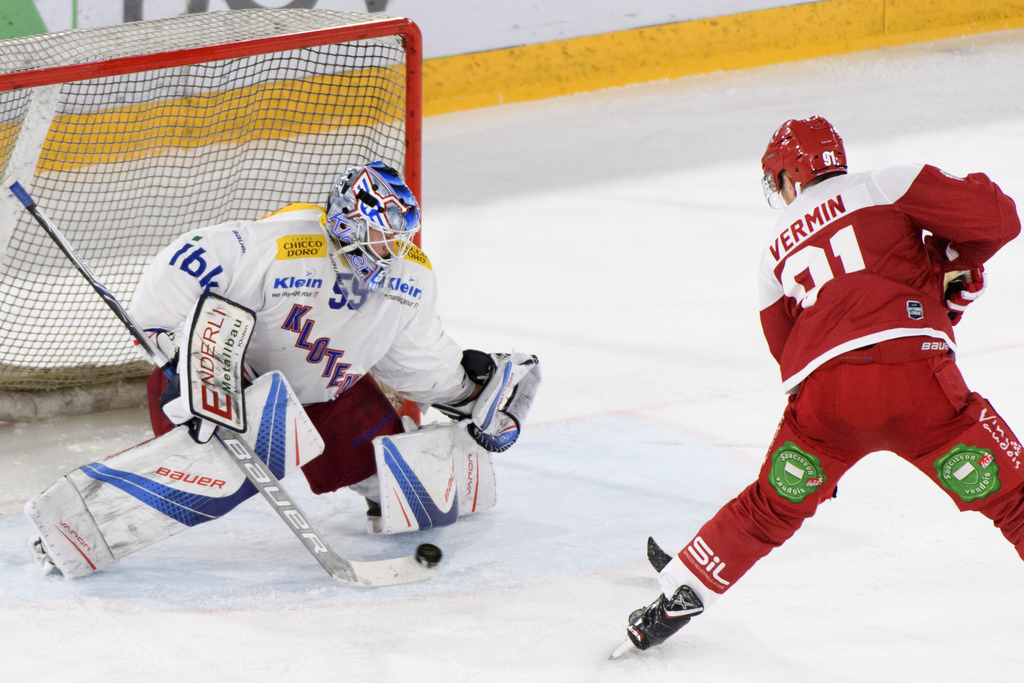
[680,345,1024,596]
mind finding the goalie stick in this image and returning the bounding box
[7,179,439,587]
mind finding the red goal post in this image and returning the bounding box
[0,9,422,421]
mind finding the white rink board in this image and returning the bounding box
[34,0,816,59]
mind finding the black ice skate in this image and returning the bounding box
[366,498,383,534]
[626,584,704,651]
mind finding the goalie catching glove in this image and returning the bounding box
[435,349,542,453]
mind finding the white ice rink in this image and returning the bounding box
[3,28,1024,682]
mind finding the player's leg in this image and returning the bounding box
[156,369,405,497]
[146,365,175,436]
[299,375,406,495]
[628,412,855,650]
[26,427,251,577]
[909,391,1024,559]
[659,413,854,605]
[27,373,321,578]
[628,360,873,651]
[656,350,957,609]
[877,354,1024,558]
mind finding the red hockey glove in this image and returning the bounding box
[944,266,986,325]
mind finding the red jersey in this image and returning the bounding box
[759,164,1019,392]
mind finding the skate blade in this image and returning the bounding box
[27,536,60,577]
[609,639,636,660]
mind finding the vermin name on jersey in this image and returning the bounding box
[769,193,848,262]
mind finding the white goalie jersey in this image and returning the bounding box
[130,203,471,407]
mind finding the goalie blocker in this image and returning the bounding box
[159,292,256,443]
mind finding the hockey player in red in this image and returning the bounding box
[621,116,1024,653]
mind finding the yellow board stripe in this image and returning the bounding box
[10,0,1022,174]
[31,66,404,173]
[422,0,1024,116]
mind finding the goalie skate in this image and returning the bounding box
[28,536,59,577]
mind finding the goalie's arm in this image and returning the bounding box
[368,270,474,405]
[129,225,250,337]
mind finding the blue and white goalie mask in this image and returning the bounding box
[326,162,421,289]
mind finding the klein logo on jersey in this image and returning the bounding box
[273,274,324,290]
[280,303,362,392]
[685,536,731,586]
[387,275,422,299]
[276,234,327,260]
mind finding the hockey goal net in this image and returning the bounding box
[0,9,422,421]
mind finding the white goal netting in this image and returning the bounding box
[0,9,418,419]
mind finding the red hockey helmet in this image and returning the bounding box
[761,116,846,207]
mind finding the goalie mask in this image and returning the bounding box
[326,161,421,289]
[761,116,847,209]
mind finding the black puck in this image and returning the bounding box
[414,543,442,568]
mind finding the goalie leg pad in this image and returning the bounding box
[454,425,497,517]
[371,424,496,534]
[24,372,324,578]
[25,475,116,579]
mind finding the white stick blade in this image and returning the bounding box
[346,555,438,587]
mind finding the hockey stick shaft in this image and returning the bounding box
[215,430,436,586]
[215,430,359,583]
[7,181,172,371]
[7,181,435,587]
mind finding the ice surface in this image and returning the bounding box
[3,29,1024,682]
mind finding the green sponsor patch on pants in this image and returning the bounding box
[934,444,1001,502]
[768,441,826,504]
